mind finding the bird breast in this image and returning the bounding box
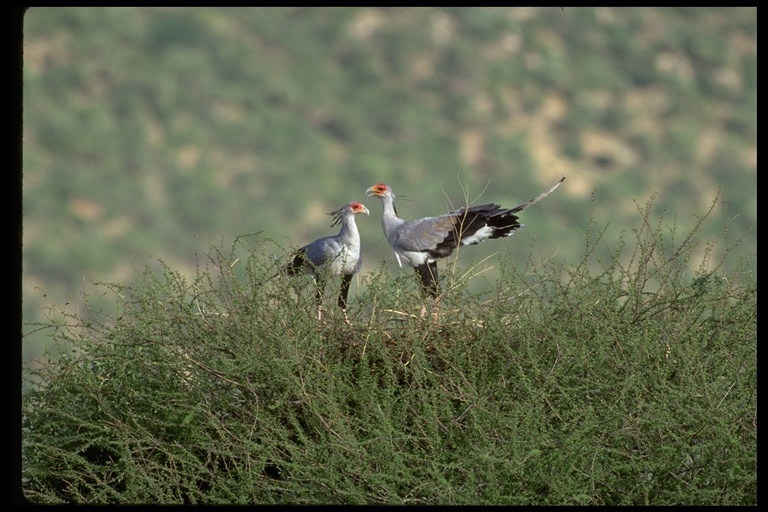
[328,241,361,275]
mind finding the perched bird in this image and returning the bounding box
[283,201,369,317]
[366,177,565,298]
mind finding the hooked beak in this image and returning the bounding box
[366,186,381,198]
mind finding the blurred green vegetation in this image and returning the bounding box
[22,7,756,364]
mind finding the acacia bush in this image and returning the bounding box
[21,200,756,505]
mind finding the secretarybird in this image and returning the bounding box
[366,177,565,299]
[283,201,369,319]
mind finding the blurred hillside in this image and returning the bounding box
[21,7,756,363]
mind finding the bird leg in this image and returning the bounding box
[432,294,442,318]
[339,274,353,324]
[415,262,440,298]
[415,262,442,320]
[314,275,326,321]
[338,274,352,310]
[417,297,442,321]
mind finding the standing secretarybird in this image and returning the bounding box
[283,201,369,319]
[366,177,565,298]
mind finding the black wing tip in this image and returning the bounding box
[284,248,310,274]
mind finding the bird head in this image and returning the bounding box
[348,202,370,216]
[366,183,393,199]
[329,201,369,227]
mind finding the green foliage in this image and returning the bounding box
[22,199,756,504]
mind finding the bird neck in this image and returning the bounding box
[339,214,360,240]
[380,195,404,237]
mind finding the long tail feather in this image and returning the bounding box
[509,176,566,214]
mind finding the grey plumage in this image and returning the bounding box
[284,201,369,311]
[366,177,565,297]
